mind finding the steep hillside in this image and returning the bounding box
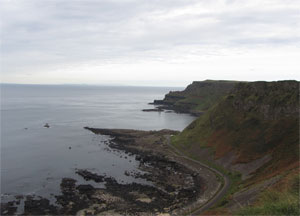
[171,80,299,214]
[151,80,238,116]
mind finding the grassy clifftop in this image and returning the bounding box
[152,80,238,115]
[171,80,299,214]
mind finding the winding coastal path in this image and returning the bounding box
[166,135,231,215]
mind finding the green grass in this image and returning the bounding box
[237,174,300,215]
[237,190,300,215]
[214,171,242,208]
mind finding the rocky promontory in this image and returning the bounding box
[149,80,238,116]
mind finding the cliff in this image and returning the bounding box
[171,80,299,214]
[151,80,238,116]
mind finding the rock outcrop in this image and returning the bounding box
[151,80,238,116]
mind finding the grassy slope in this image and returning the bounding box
[238,170,299,215]
[161,80,237,114]
[171,80,299,214]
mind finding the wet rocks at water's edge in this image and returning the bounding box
[142,108,164,112]
[1,202,17,215]
[1,133,203,215]
[76,169,105,183]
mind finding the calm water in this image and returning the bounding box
[0,84,195,202]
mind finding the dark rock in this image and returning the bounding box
[15,195,24,200]
[76,169,105,183]
[60,178,77,195]
[24,196,57,215]
[0,201,17,215]
[142,108,164,112]
[76,184,94,193]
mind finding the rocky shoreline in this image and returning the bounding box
[1,127,220,215]
[82,127,221,215]
[144,102,204,116]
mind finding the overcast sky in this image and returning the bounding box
[1,0,299,86]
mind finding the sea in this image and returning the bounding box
[0,84,196,204]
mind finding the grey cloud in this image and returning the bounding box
[234,37,300,46]
[1,0,300,75]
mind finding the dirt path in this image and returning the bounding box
[166,135,231,215]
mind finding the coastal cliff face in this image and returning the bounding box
[231,81,298,120]
[171,80,299,214]
[152,80,237,115]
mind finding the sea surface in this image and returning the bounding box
[0,84,196,203]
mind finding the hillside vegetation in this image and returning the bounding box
[152,80,237,115]
[170,80,299,214]
[238,170,299,215]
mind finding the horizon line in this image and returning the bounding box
[1,79,299,87]
[0,82,188,88]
